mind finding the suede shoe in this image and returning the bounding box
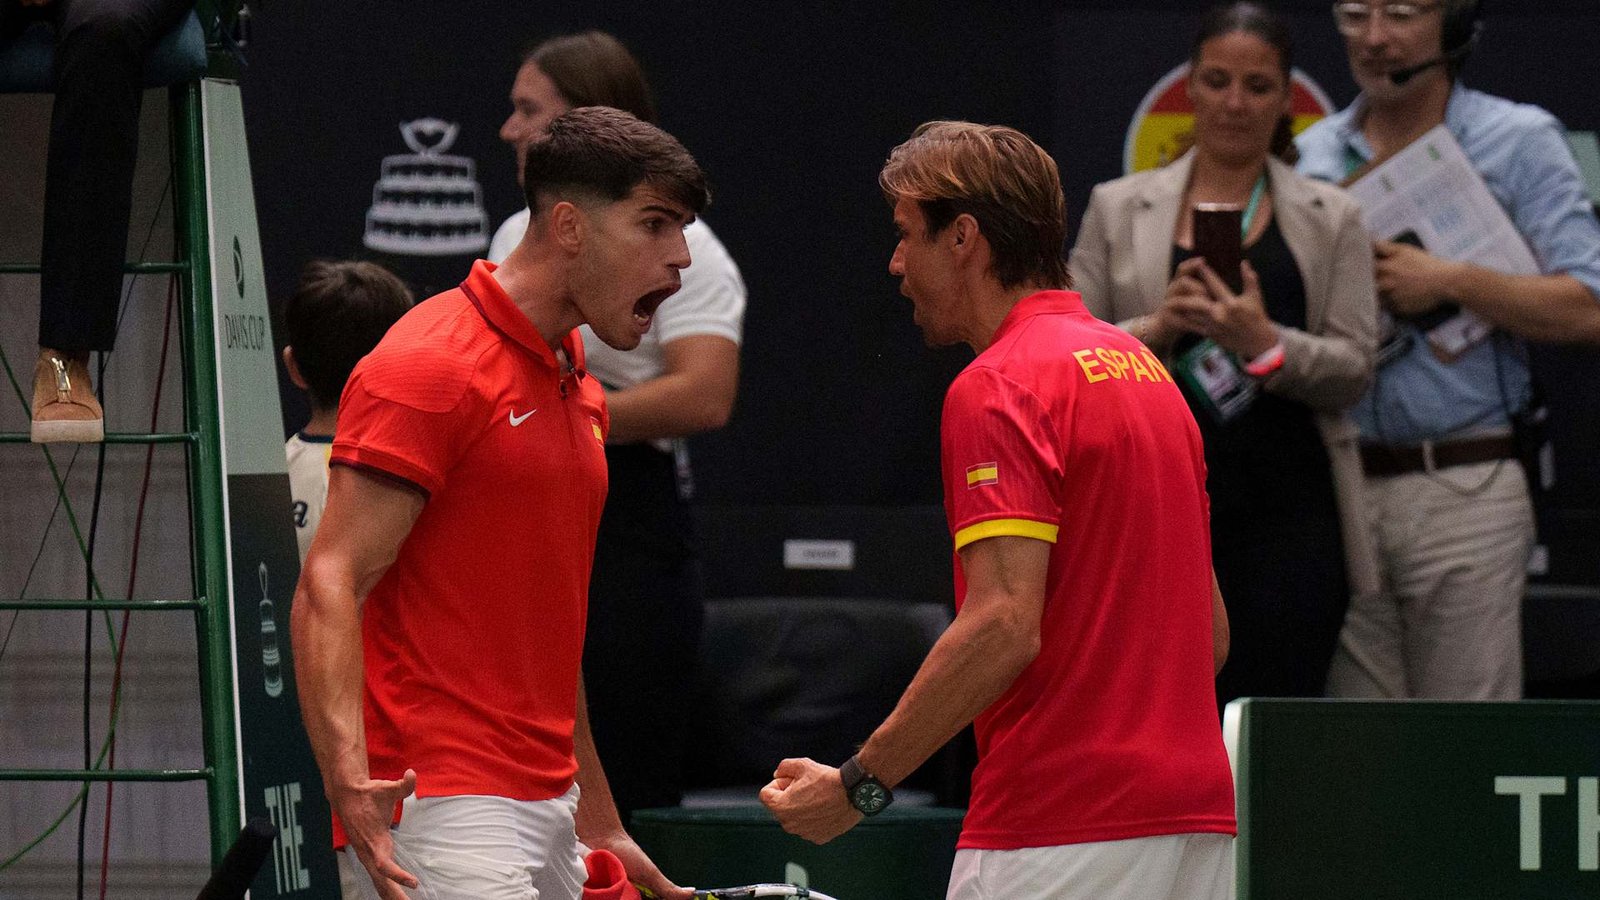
[30,351,104,443]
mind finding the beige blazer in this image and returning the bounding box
[1068,151,1379,596]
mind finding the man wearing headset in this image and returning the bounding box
[1297,0,1600,699]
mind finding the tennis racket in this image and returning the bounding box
[693,886,840,900]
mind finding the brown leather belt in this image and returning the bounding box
[1359,436,1519,478]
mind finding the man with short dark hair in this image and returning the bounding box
[1297,0,1600,699]
[291,107,699,900]
[760,121,1236,900]
[280,259,414,562]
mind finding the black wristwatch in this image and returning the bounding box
[839,754,893,816]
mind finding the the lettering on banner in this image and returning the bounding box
[1494,775,1600,872]
[264,781,312,893]
[223,313,268,352]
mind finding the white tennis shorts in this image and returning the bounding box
[947,832,1234,900]
[337,785,587,900]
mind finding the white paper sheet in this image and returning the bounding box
[1347,125,1539,358]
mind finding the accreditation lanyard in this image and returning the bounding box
[1342,145,1368,180]
[1240,172,1267,239]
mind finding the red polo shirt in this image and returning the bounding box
[941,290,1236,850]
[328,260,609,842]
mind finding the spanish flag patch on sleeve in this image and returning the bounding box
[966,462,999,488]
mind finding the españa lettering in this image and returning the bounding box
[1072,346,1172,384]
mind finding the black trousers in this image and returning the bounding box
[581,443,703,826]
[1212,503,1350,712]
[2,0,194,351]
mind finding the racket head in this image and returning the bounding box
[693,885,837,900]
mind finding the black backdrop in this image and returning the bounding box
[247,0,1600,585]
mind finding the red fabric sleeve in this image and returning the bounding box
[330,348,484,497]
[941,366,1064,549]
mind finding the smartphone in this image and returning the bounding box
[1192,204,1244,294]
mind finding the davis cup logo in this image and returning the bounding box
[1124,64,1335,174]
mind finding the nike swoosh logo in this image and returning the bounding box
[509,409,537,426]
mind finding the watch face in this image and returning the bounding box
[852,781,890,816]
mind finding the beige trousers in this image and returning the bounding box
[1328,460,1533,699]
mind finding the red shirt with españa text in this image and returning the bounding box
[941,290,1236,850]
[327,260,609,844]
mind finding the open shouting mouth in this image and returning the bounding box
[633,285,678,330]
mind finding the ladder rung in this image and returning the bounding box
[0,431,198,445]
[0,598,205,611]
[0,768,210,783]
[0,262,188,275]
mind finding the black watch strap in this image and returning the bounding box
[839,753,893,816]
[839,754,867,792]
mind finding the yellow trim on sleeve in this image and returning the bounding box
[953,518,1059,551]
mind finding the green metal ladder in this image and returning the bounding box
[0,16,245,871]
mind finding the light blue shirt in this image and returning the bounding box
[1297,84,1600,444]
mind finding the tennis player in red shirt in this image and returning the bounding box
[761,122,1237,900]
[291,108,701,900]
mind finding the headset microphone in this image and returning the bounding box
[1388,20,1483,86]
[1388,54,1445,85]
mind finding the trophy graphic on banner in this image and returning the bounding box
[364,118,490,256]
[259,562,284,699]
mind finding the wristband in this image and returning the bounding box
[1243,340,1285,377]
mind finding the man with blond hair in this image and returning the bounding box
[760,122,1237,900]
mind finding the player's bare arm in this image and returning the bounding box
[762,535,1049,843]
[291,465,425,900]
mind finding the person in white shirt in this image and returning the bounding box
[490,30,746,822]
[280,260,413,562]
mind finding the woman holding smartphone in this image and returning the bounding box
[1069,1,1377,709]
